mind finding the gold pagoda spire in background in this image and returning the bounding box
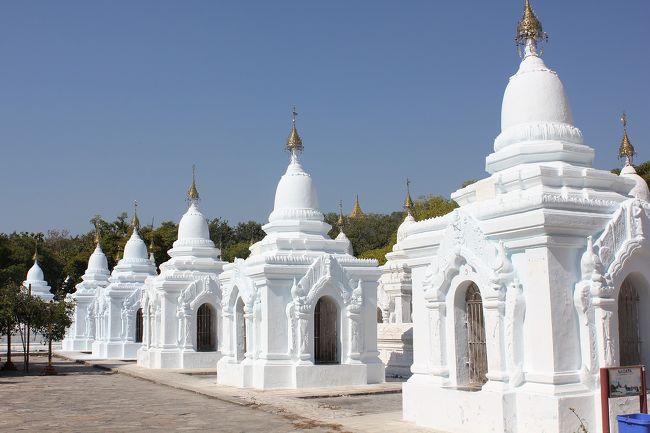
[187,164,200,203]
[32,242,39,262]
[149,217,155,252]
[131,200,140,231]
[619,113,636,166]
[286,107,304,155]
[350,194,364,219]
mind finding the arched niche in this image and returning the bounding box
[196,303,216,352]
[314,296,340,365]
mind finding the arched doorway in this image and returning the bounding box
[235,297,246,361]
[314,296,339,364]
[197,303,216,352]
[135,308,143,343]
[619,277,641,365]
[466,283,487,387]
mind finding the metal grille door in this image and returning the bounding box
[314,297,339,364]
[135,308,143,343]
[466,283,488,387]
[197,303,215,352]
[619,278,641,366]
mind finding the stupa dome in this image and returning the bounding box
[87,244,109,272]
[178,203,210,240]
[123,230,148,260]
[26,261,44,282]
[269,156,323,222]
[620,164,650,201]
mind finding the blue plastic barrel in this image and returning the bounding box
[618,413,650,433]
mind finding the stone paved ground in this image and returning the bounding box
[0,356,346,432]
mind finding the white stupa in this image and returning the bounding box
[400,2,648,432]
[92,205,157,359]
[63,229,111,351]
[217,111,384,389]
[137,169,227,369]
[23,247,53,301]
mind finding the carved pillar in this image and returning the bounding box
[182,308,193,350]
[297,310,312,364]
[222,310,233,358]
[593,296,618,368]
[346,307,363,363]
[142,307,150,348]
[425,300,449,378]
[482,295,509,385]
[243,304,253,359]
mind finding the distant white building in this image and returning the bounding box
[217,112,384,389]
[62,232,110,352]
[401,2,650,432]
[23,248,53,302]
[137,171,227,369]
[92,209,157,359]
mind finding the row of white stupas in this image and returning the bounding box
[61,110,385,389]
[50,0,649,430]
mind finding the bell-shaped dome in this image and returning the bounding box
[620,164,650,201]
[122,230,149,260]
[178,203,210,240]
[26,261,45,282]
[87,244,109,272]
[269,155,323,222]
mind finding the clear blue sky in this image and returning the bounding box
[1,0,648,234]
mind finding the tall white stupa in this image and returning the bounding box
[217,110,384,389]
[137,168,227,369]
[63,228,111,351]
[399,1,649,432]
[23,246,53,301]
[92,204,157,359]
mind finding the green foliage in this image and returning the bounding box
[33,299,75,343]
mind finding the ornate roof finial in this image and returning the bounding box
[187,164,200,203]
[94,223,101,246]
[33,242,39,262]
[350,194,364,219]
[131,200,140,231]
[115,246,122,262]
[516,0,547,58]
[286,106,304,156]
[149,217,155,251]
[404,178,414,214]
[337,200,345,229]
[619,112,636,166]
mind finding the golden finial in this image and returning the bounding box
[619,112,636,165]
[149,217,155,251]
[337,200,345,228]
[187,165,200,202]
[115,247,122,262]
[350,194,364,219]
[94,224,101,245]
[404,178,414,213]
[516,0,546,54]
[32,242,38,262]
[286,106,304,154]
[132,200,140,231]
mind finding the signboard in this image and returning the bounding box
[608,366,644,398]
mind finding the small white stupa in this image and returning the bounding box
[92,203,157,359]
[618,113,650,201]
[63,227,111,351]
[23,246,53,301]
[217,110,384,389]
[138,168,227,369]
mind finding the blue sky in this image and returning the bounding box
[1,0,648,234]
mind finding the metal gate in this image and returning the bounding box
[135,308,143,343]
[314,297,339,364]
[197,303,215,352]
[618,278,641,366]
[466,283,488,387]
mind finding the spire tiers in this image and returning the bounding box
[187,165,200,203]
[404,179,414,214]
[286,107,304,156]
[619,113,636,166]
[350,194,364,219]
[131,201,140,231]
[516,0,547,57]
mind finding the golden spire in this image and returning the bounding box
[404,178,414,213]
[350,194,364,219]
[115,247,122,262]
[94,224,101,246]
[187,164,200,203]
[131,200,140,231]
[32,242,38,262]
[286,107,304,154]
[337,200,345,228]
[149,217,155,251]
[515,0,546,53]
[619,112,636,165]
